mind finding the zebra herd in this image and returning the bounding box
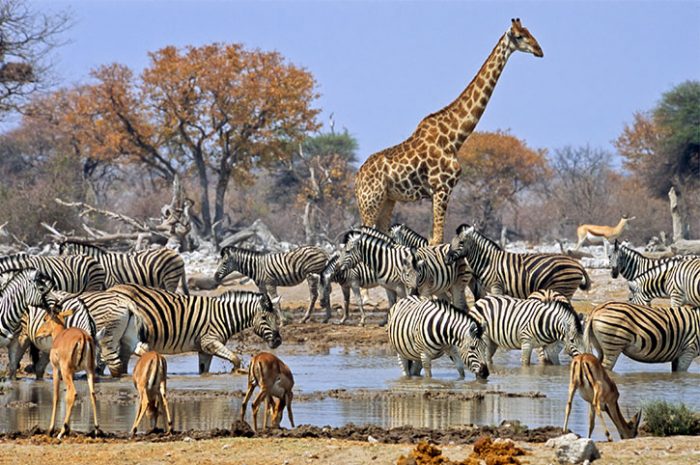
[1,226,700,438]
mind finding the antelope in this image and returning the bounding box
[575,215,635,252]
[240,352,295,432]
[563,353,641,441]
[131,351,172,437]
[36,309,100,439]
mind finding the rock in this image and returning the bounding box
[547,434,600,464]
[367,435,378,443]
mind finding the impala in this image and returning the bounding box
[240,352,295,431]
[131,351,172,437]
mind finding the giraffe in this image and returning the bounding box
[355,18,543,245]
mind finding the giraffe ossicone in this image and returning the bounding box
[355,19,543,245]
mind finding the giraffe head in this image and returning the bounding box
[507,18,544,57]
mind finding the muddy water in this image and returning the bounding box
[2,347,699,441]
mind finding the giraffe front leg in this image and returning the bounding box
[429,190,451,245]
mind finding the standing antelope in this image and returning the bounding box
[37,309,100,439]
[563,353,641,441]
[131,351,172,437]
[240,352,295,432]
[575,215,635,251]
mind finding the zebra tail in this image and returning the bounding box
[579,267,592,291]
[582,317,599,356]
[180,271,190,296]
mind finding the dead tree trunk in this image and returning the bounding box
[156,175,197,252]
[669,186,685,242]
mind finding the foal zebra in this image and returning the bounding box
[446,225,590,299]
[108,284,282,374]
[387,295,489,379]
[0,254,105,292]
[472,290,585,366]
[317,253,378,325]
[585,301,700,371]
[60,241,189,294]
[215,245,328,324]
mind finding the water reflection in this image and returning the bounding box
[2,347,699,442]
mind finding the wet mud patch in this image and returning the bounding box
[397,437,527,465]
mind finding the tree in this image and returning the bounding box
[615,81,700,239]
[454,131,548,235]
[48,43,320,239]
[0,0,71,115]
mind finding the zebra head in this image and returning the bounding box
[609,239,621,278]
[399,252,424,296]
[215,246,239,283]
[458,320,490,380]
[253,293,282,349]
[27,269,56,309]
[446,224,474,264]
[337,231,362,272]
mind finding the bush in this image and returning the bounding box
[642,400,700,436]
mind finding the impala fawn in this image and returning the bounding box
[131,351,172,437]
[240,352,295,431]
[563,353,641,441]
[36,309,100,439]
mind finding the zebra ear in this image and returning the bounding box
[270,296,281,305]
[95,327,107,342]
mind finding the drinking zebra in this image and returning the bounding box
[107,284,282,374]
[387,295,489,379]
[585,301,700,371]
[446,225,590,299]
[316,253,378,325]
[0,254,105,292]
[60,241,189,294]
[215,245,328,324]
[471,290,585,367]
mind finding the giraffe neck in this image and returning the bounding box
[418,31,514,153]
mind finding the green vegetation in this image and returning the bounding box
[642,400,700,436]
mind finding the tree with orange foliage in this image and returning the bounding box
[454,131,548,235]
[37,43,320,239]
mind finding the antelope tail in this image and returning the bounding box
[147,357,159,391]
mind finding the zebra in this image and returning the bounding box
[608,240,692,282]
[446,225,590,299]
[387,295,489,379]
[0,269,55,348]
[107,284,282,374]
[59,241,189,294]
[215,245,328,324]
[389,223,429,248]
[8,297,102,379]
[471,290,585,367]
[399,244,474,310]
[585,301,700,371]
[667,258,700,307]
[337,230,413,324]
[316,253,378,325]
[0,253,106,292]
[627,261,677,305]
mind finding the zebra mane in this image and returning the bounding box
[59,240,107,255]
[220,246,266,258]
[351,226,396,244]
[468,228,503,251]
[217,289,266,305]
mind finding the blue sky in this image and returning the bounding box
[34,1,700,163]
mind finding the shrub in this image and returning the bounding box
[642,400,700,436]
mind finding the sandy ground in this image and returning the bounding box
[2,266,692,464]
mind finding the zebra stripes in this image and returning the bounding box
[9,297,99,379]
[107,284,282,374]
[317,253,378,325]
[0,269,54,347]
[0,254,105,292]
[608,240,690,281]
[389,224,429,248]
[585,301,700,371]
[667,258,700,307]
[60,241,189,294]
[627,261,677,305]
[215,245,328,323]
[387,295,489,379]
[472,290,585,366]
[447,225,590,299]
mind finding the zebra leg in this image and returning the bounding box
[341,285,354,325]
[520,340,533,366]
[448,346,465,379]
[420,353,433,378]
[601,351,621,371]
[672,351,696,372]
[302,274,320,324]
[397,354,411,377]
[201,339,242,371]
[263,284,287,326]
[34,349,50,379]
[198,352,214,374]
[7,337,28,379]
[379,289,397,327]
